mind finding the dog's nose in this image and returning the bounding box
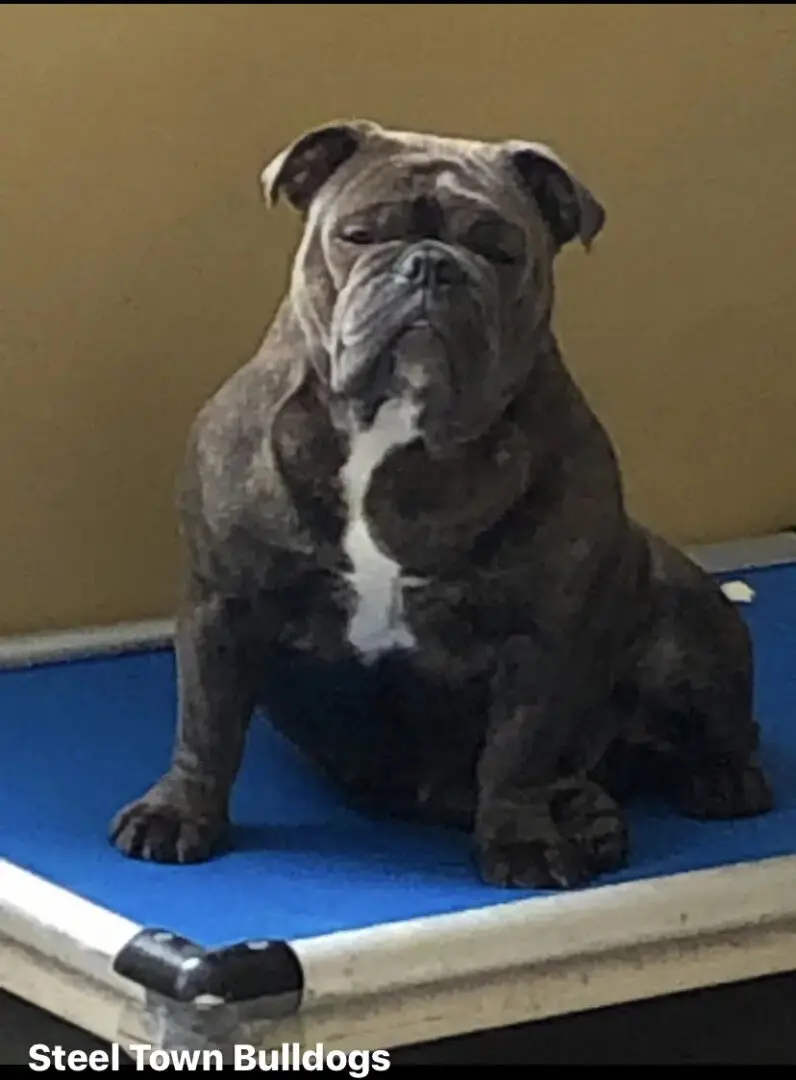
[396,245,466,288]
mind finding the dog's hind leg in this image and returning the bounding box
[631,540,773,820]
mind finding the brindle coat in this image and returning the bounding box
[111,121,772,888]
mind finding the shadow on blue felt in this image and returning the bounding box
[1,564,795,948]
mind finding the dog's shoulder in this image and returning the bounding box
[176,303,341,585]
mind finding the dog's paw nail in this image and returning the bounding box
[545,849,587,888]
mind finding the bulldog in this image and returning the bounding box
[110,120,773,888]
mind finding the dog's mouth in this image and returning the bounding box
[332,320,454,427]
[348,348,395,427]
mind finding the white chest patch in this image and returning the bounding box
[339,399,426,663]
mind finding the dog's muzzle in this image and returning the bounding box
[330,240,479,426]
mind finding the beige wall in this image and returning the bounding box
[1,4,795,636]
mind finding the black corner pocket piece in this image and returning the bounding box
[112,927,304,1008]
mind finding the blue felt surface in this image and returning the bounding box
[1,564,795,948]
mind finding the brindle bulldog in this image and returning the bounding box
[110,120,773,888]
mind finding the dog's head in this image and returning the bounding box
[262,120,604,452]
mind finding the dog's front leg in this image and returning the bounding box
[110,584,258,863]
[474,635,628,889]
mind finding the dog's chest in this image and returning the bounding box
[338,401,427,663]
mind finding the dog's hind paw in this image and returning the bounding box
[475,779,629,890]
[678,760,774,820]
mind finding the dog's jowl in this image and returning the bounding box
[111,120,773,888]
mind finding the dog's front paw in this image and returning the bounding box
[475,779,629,889]
[110,780,227,864]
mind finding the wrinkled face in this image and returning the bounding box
[264,124,605,452]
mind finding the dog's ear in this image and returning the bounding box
[504,141,605,251]
[261,120,382,213]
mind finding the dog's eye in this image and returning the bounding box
[468,239,523,266]
[466,222,525,266]
[476,246,522,266]
[339,225,375,245]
